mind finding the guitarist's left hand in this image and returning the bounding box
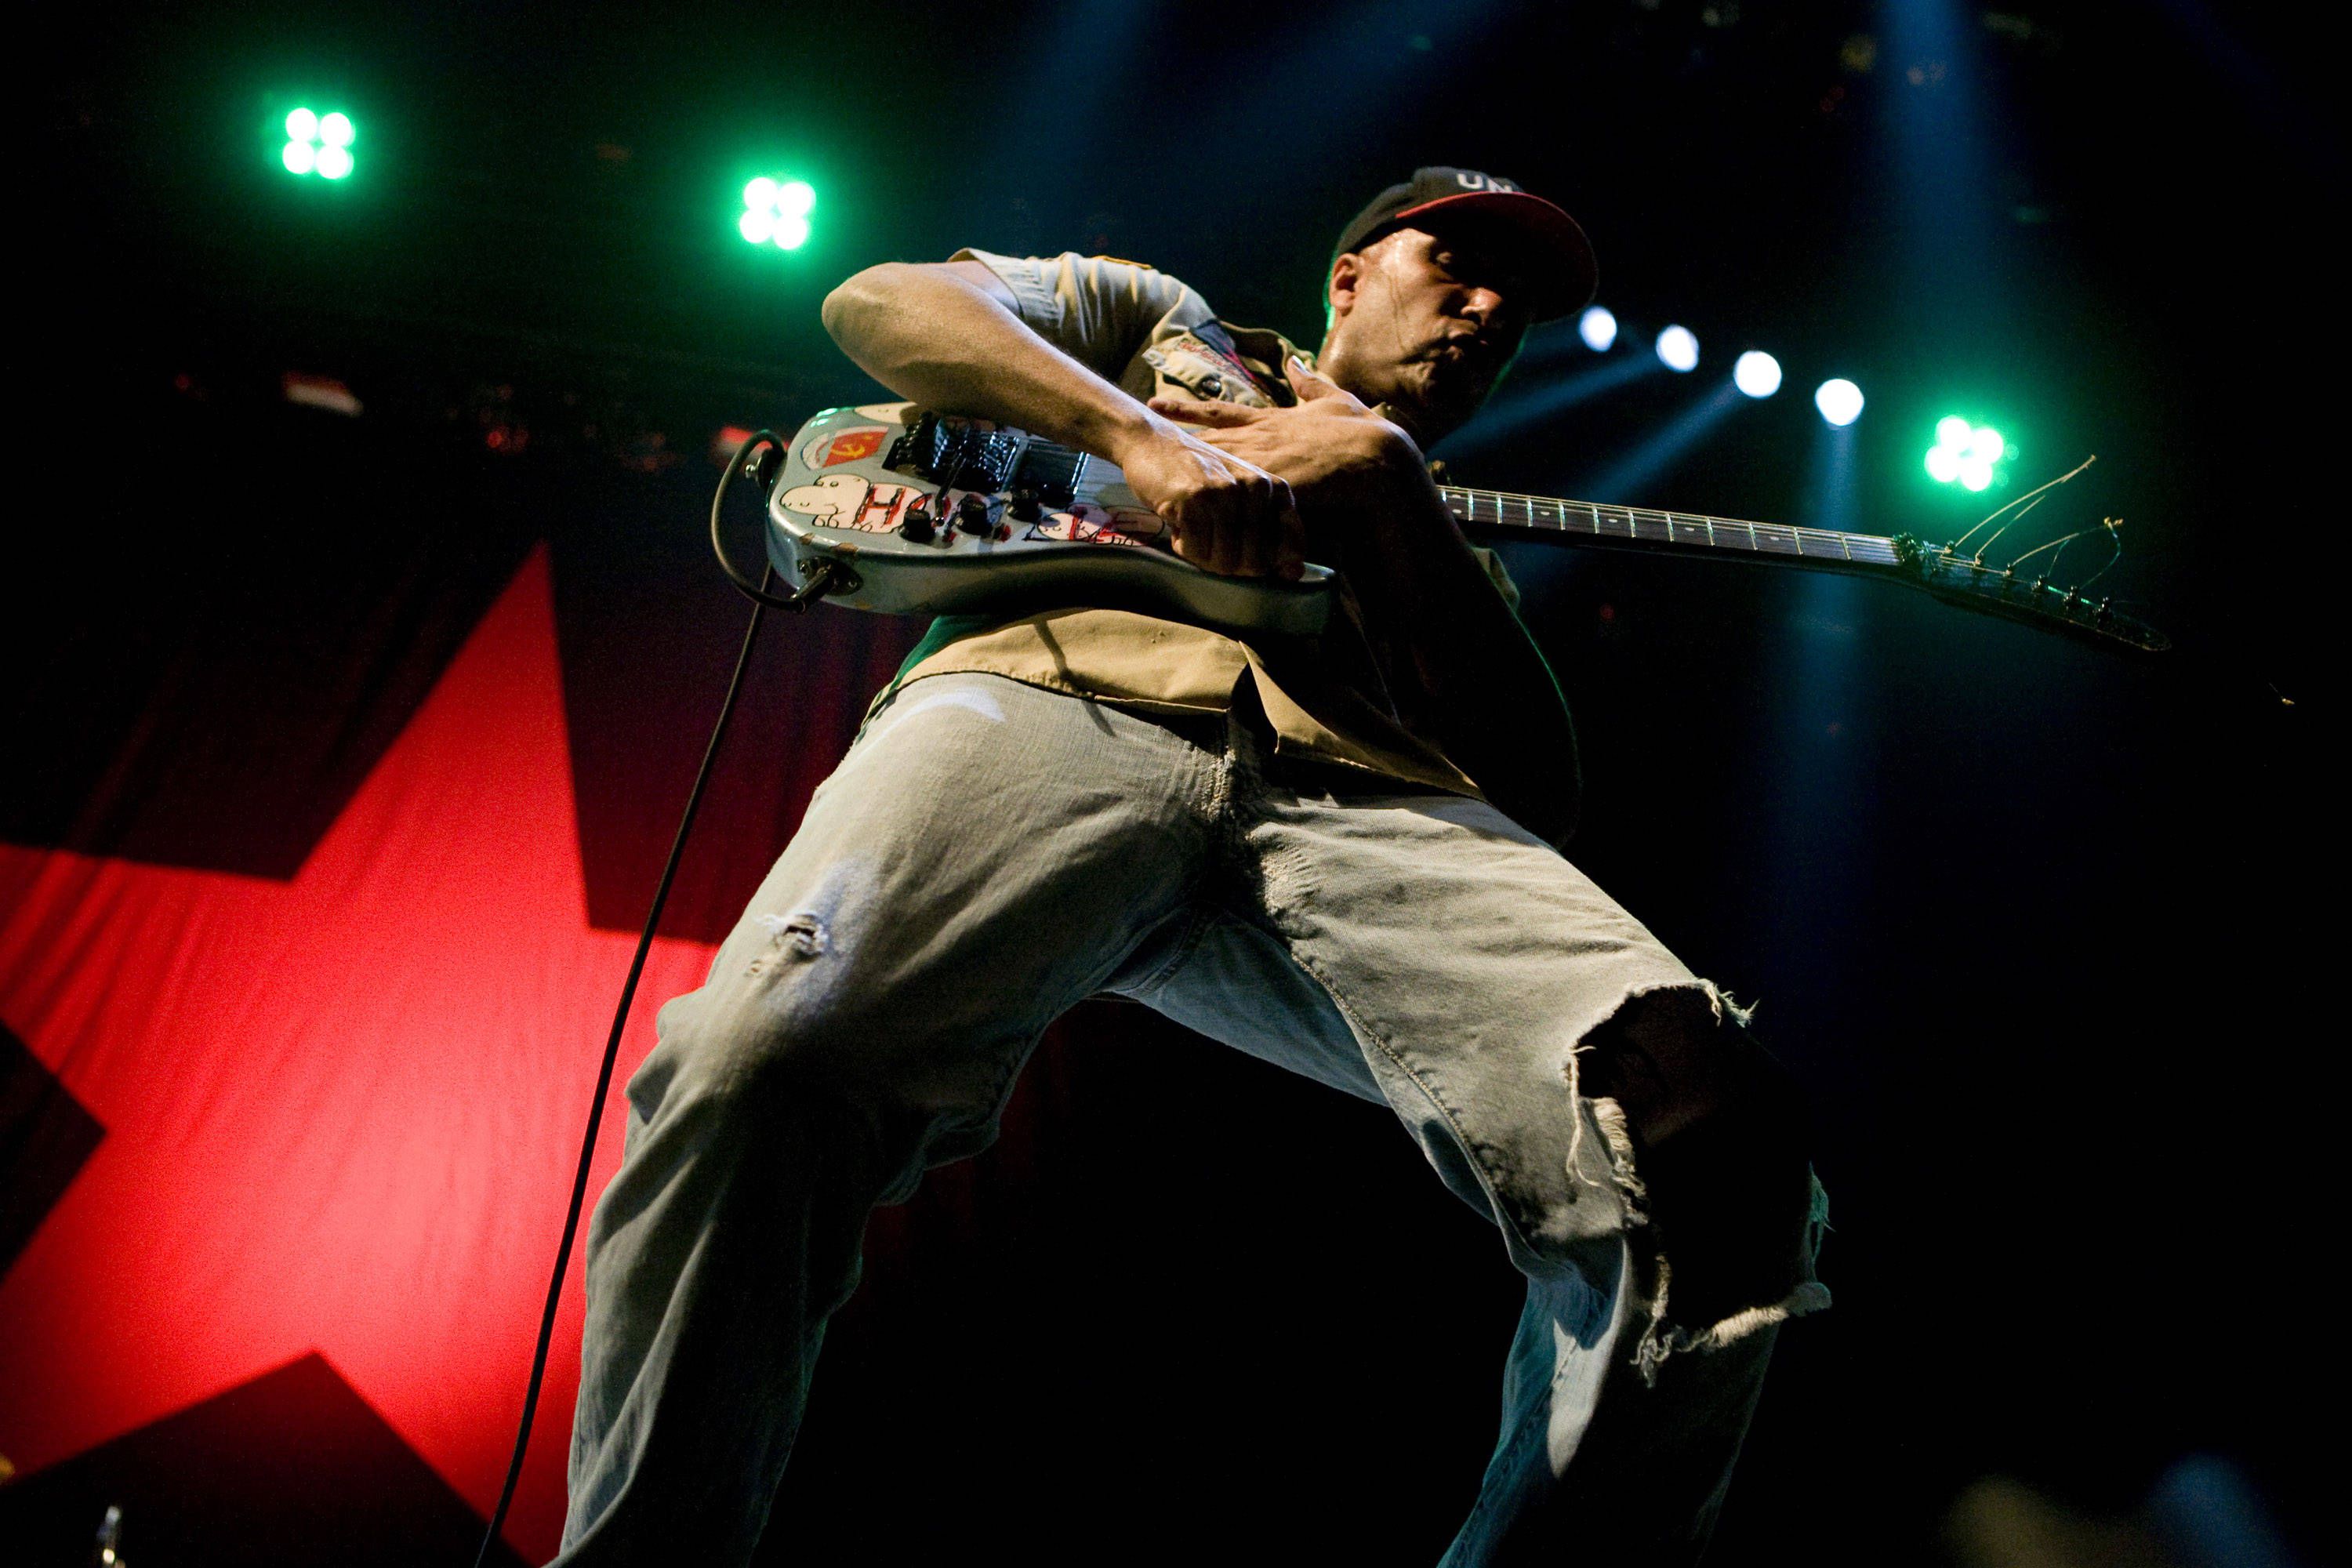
[1148,358,1429,518]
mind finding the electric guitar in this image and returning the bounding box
[760,402,2169,652]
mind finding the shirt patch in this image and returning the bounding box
[1143,328,1276,408]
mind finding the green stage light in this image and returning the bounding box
[1925,414,2013,492]
[739,176,815,249]
[282,106,354,179]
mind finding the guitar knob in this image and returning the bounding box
[1008,486,1042,523]
[956,493,995,539]
[899,499,935,544]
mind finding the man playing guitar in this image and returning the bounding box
[555,168,1827,1565]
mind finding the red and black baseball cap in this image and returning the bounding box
[1333,166,1597,320]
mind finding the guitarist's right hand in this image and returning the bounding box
[1112,415,1308,582]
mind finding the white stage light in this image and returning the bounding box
[1733,350,1783,398]
[1577,305,1617,352]
[1655,325,1699,372]
[1815,378,1864,426]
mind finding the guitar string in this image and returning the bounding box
[1946,454,2100,557]
[1963,488,2053,566]
[2073,524,2125,595]
[2007,518,2123,594]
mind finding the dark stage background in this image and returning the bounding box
[2,2,2333,1564]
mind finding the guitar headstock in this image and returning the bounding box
[1891,526,2169,653]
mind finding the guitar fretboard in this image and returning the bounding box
[1440,487,1902,567]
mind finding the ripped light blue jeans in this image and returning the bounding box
[558,673,1828,1566]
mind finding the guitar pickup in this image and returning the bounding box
[886,413,1022,492]
[1011,444,1087,509]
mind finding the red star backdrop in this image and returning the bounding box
[0,547,719,1553]
[0,370,938,1561]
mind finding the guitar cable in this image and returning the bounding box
[472,431,837,1567]
[711,429,846,611]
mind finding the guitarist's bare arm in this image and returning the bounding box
[822,262,1305,579]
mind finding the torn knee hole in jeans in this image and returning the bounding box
[1556,980,1830,1385]
[1561,979,1757,1175]
[746,912,829,975]
[1557,980,1740,1200]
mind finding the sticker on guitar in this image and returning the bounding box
[777,473,922,533]
[1024,503,1167,548]
[813,426,891,467]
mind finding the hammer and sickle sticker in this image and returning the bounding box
[817,426,890,466]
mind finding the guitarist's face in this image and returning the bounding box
[1323,223,1533,445]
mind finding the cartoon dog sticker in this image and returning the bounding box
[777,474,920,533]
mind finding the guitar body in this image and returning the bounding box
[764,401,1336,636]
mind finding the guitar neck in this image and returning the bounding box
[1439,486,1903,569]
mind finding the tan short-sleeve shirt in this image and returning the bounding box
[884,248,1526,800]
